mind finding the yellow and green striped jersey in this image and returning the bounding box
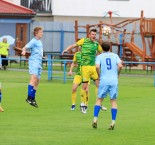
[76,38,102,66]
[73,51,82,75]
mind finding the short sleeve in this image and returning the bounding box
[95,55,101,65]
[98,44,102,53]
[76,38,84,46]
[25,39,35,50]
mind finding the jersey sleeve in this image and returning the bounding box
[76,38,84,46]
[25,39,35,50]
[95,55,101,65]
[97,44,103,53]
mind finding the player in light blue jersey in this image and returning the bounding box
[92,42,123,130]
[22,26,44,108]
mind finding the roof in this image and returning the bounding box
[0,0,36,17]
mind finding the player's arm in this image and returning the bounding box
[96,44,103,55]
[62,38,84,55]
[21,46,27,56]
[118,63,123,77]
[117,55,123,77]
[62,43,78,55]
[68,62,76,76]
[21,39,34,56]
[68,53,77,76]
[96,64,100,79]
[96,55,101,78]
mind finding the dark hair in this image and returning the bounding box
[89,28,97,34]
[33,26,43,36]
[101,42,111,52]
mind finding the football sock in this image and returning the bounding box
[80,102,85,107]
[94,105,101,117]
[32,89,36,100]
[71,92,76,105]
[28,84,34,98]
[85,92,89,106]
[111,108,117,121]
[80,88,86,105]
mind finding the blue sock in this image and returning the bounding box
[111,108,117,120]
[28,85,34,98]
[0,92,2,103]
[31,89,36,100]
[94,105,101,117]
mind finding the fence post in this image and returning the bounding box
[63,61,67,84]
[60,29,64,54]
[47,54,52,80]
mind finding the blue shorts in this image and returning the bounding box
[29,60,42,79]
[98,84,118,99]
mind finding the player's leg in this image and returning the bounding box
[92,84,108,128]
[26,64,41,107]
[71,75,81,110]
[80,82,88,113]
[109,99,117,130]
[85,84,89,111]
[71,83,79,110]
[26,74,39,107]
[108,85,118,130]
[92,68,107,111]
[80,66,90,114]
[92,98,103,128]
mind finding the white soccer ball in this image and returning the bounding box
[102,26,111,36]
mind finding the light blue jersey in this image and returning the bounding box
[96,52,121,99]
[26,38,43,62]
[26,38,43,78]
[96,52,121,85]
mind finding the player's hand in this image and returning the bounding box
[68,71,72,76]
[21,50,26,56]
[62,50,68,55]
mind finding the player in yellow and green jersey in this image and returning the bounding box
[68,50,89,113]
[63,28,107,113]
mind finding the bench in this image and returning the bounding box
[59,54,74,69]
[13,47,30,66]
[145,58,155,73]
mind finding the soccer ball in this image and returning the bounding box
[102,26,111,36]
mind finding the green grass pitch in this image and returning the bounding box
[0,70,155,145]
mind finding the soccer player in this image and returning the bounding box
[68,50,89,113]
[92,42,123,130]
[21,26,44,108]
[63,28,106,113]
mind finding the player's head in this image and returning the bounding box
[33,26,44,39]
[89,28,97,41]
[3,38,7,43]
[101,42,111,52]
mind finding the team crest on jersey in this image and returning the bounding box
[83,78,86,81]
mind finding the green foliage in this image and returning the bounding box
[0,70,155,145]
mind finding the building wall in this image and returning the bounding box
[5,0,20,5]
[52,0,155,18]
[53,16,128,23]
[0,23,16,55]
